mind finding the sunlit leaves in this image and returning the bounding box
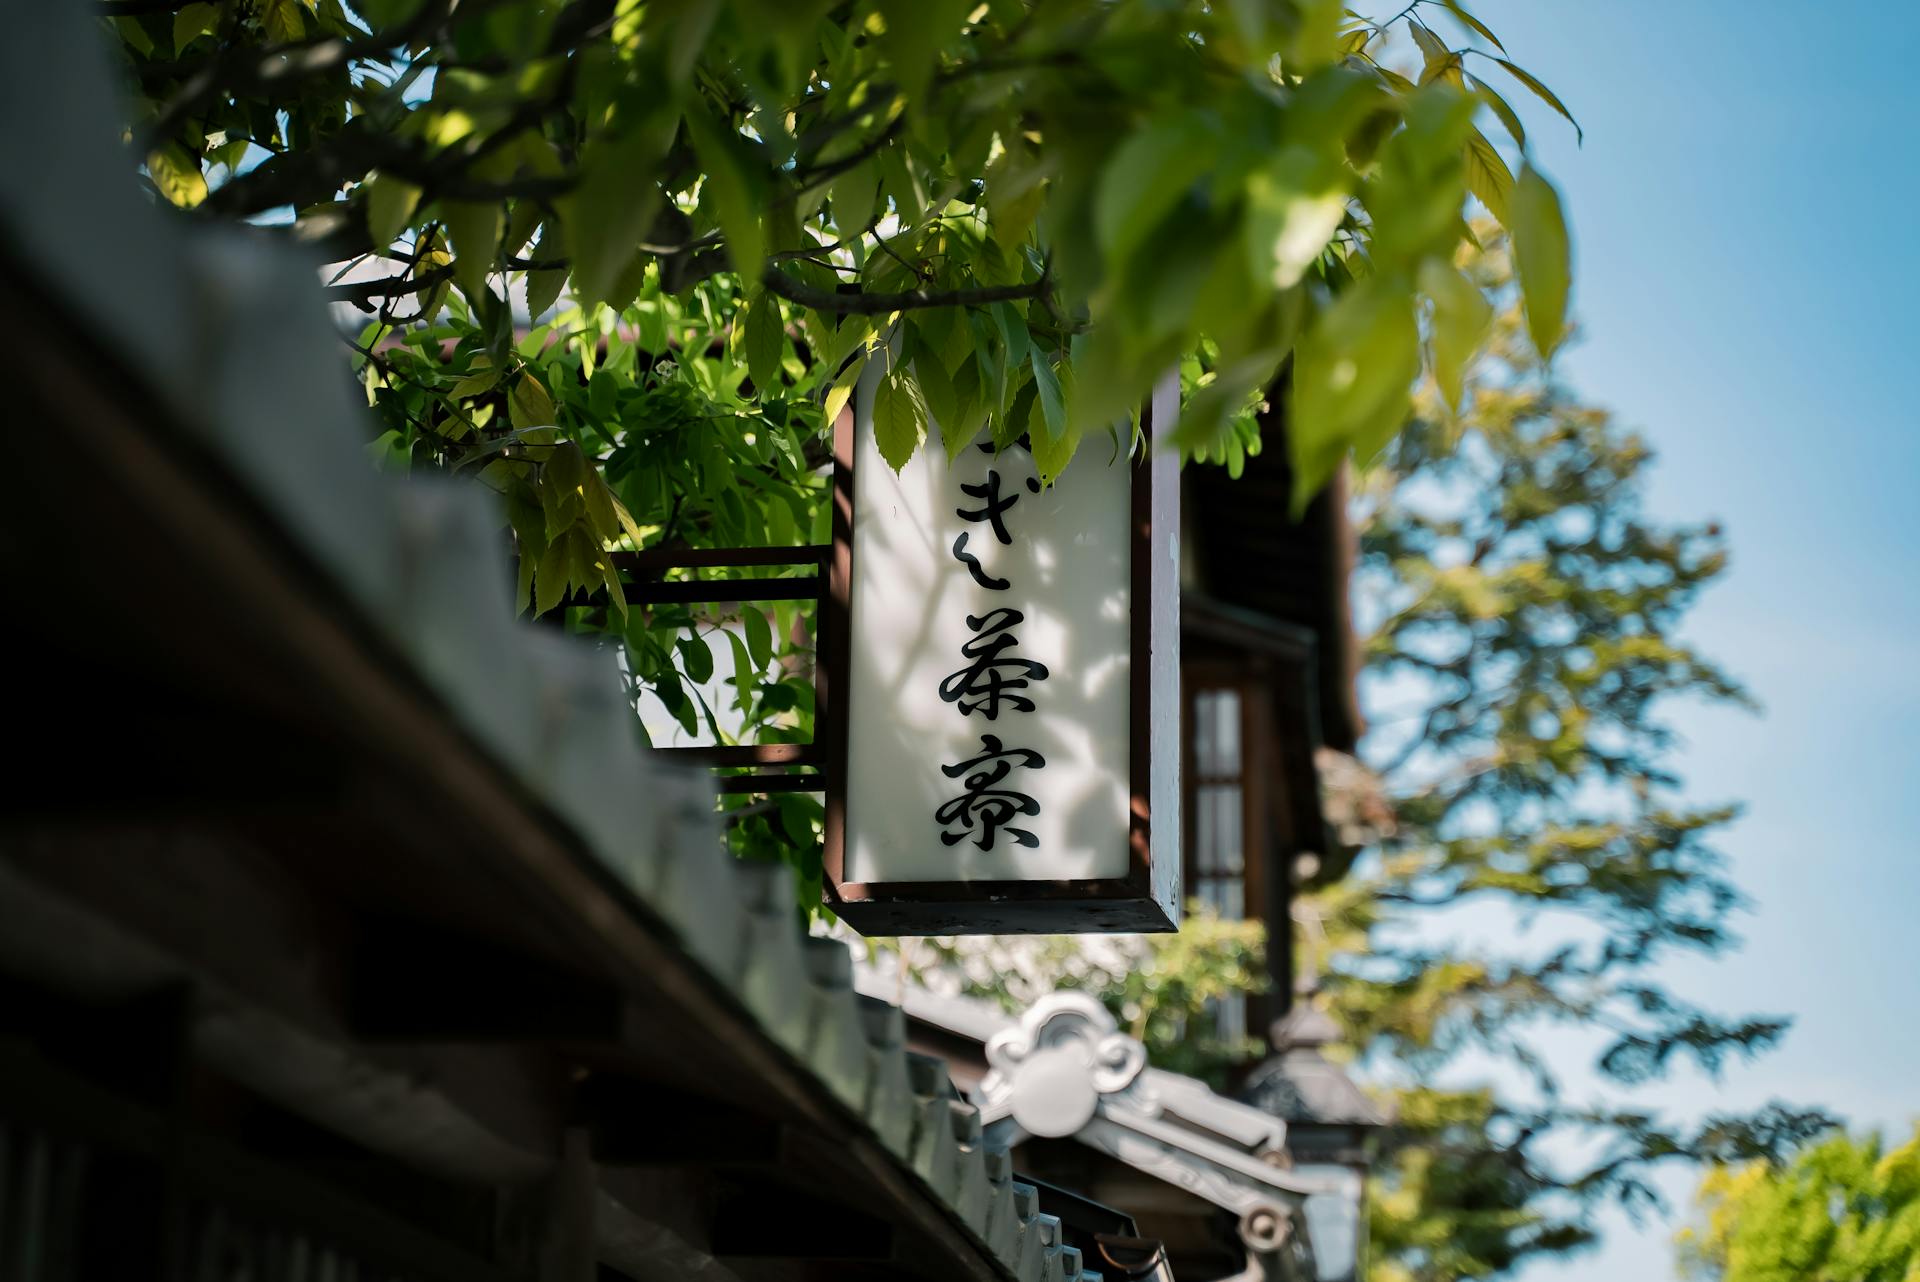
[105,0,1586,910]
[829,159,881,237]
[561,130,663,311]
[685,108,765,287]
[1466,73,1526,149]
[1419,257,1492,412]
[741,290,785,393]
[1094,111,1220,265]
[146,145,207,208]
[509,370,555,429]
[1493,57,1583,144]
[172,2,219,50]
[1463,128,1514,225]
[1027,350,1076,485]
[823,353,866,428]
[1439,0,1507,54]
[364,173,423,247]
[261,0,305,42]
[442,200,501,301]
[1291,277,1421,503]
[872,365,928,472]
[1242,150,1349,290]
[1683,1125,1920,1282]
[1511,165,1572,359]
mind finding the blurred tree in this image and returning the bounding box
[1326,228,1840,1279]
[910,231,1836,1278]
[1676,1125,1920,1282]
[101,0,1575,904]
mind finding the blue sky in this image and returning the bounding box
[1402,2,1920,1276]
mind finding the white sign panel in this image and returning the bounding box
[843,362,1135,887]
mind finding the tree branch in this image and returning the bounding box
[760,266,1048,315]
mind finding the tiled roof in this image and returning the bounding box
[852,964,1349,1215]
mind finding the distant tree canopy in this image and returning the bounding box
[1678,1125,1920,1282]
[1333,230,1835,1282]
[105,0,1575,896]
[909,234,1836,1280]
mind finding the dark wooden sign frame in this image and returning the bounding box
[648,388,1180,937]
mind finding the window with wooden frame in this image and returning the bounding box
[1183,677,1264,1045]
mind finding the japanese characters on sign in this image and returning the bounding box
[937,455,1052,850]
[840,358,1141,895]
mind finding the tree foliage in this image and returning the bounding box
[908,235,1836,1278]
[1678,1125,1920,1282]
[103,0,1576,898]
[1309,230,1835,1280]
[111,0,1573,497]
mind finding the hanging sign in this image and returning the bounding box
[821,363,1181,935]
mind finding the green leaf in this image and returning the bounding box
[877,143,925,227]
[526,268,566,319]
[1289,278,1420,507]
[829,157,880,235]
[1407,20,1451,67]
[742,605,774,673]
[678,633,715,684]
[1439,0,1507,52]
[774,792,818,845]
[541,441,590,541]
[686,110,765,286]
[115,15,154,55]
[363,172,422,246]
[172,2,219,50]
[915,351,959,443]
[562,131,660,310]
[262,0,305,42]
[1243,149,1348,290]
[601,552,628,619]
[510,371,556,429]
[1464,129,1513,225]
[943,354,986,461]
[879,0,965,100]
[1493,58,1582,143]
[608,492,648,548]
[1027,360,1079,486]
[655,669,699,737]
[824,354,866,427]
[1029,349,1065,441]
[534,533,570,616]
[1419,257,1493,411]
[146,145,207,209]
[992,302,1030,376]
[1094,112,1219,264]
[984,141,1047,250]
[1465,73,1526,149]
[448,367,499,400]
[581,467,620,542]
[743,290,785,392]
[515,543,536,614]
[1511,164,1572,359]
[871,366,928,473]
[442,200,502,302]
[724,630,755,713]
